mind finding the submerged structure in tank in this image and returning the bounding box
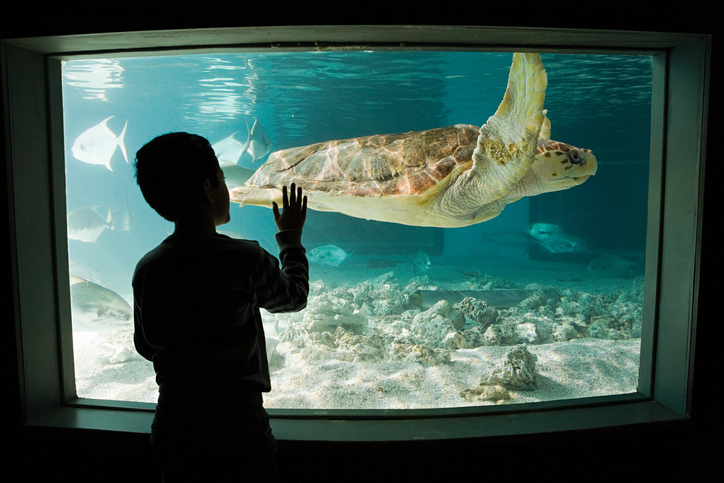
[231,53,597,227]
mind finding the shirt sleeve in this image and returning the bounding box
[253,229,309,313]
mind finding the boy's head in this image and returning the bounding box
[135,132,220,222]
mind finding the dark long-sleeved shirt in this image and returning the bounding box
[132,229,308,395]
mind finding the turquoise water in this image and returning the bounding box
[63,51,652,407]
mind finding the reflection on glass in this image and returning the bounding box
[63,51,651,409]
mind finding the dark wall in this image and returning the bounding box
[4,4,722,482]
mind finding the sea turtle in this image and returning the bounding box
[229,53,597,227]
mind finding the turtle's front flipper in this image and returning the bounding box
[229,186,281,208]
[472,53,547,199]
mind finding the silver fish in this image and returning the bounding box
[246,117,273,162]
[526,223,586,253]
[67,207,111,243]
[413,250,432,275]
[67,203,131,243]
[308,244,350,267]
[212,131,250,167]
[213,117,272,166]
[71,117,128,171]
[69,262,104,286]
[69,276,133,332]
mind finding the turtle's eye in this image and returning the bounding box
[567,150,585,165]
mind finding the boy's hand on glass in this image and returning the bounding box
[273,183,307,231]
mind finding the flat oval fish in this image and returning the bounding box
[67,203,132,243]
[212,131,250,167]
[71,117,128,171]
[308,244,350,267]
[246,117,273,162]
[212,117,273,166]
[70,276,133,332]
[526,223,586,253]
[413,250,432,275]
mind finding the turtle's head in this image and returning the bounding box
[531,140,597,190]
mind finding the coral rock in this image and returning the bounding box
[454,297,499,328]
[461,383,510,402]
[552,321,579,342]
[443,331,468,350]
[515,322,538,344]
[482,325,501,346]
[486,344,539,390]
[303,294,367,331]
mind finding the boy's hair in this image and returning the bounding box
[135,132,220,221]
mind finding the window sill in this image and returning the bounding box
[25,397,689,444]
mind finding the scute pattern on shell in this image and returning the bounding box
[249,125,478,197]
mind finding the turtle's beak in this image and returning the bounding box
[576,151,598,179]
[585,152,597,175]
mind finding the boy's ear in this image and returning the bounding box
[202,178,214,202]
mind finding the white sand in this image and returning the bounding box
[73,256,642,409]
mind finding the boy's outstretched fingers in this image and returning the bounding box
[273,183,308,231]
[297,185,306,211]
[288,183,296,207]
[272,186,284,221]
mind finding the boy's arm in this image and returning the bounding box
[255,229,309,313]
[258,183,309,312]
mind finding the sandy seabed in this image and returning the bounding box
[73,256,643,409]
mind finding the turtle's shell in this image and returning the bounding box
[248,124,479,198]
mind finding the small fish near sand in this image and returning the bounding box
[308,244,351,267]
[70,276,133,332]
[526,223,586,254]
[587,254,643,277]
[413,250,432,275]
[67,203,131,243]
[71,117,128,171]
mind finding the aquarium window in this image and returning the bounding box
[5,26,706,440]
[60,50,652,410]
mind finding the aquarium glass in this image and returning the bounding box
[63,51,652,409]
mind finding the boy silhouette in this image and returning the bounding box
[132,132,308,482]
